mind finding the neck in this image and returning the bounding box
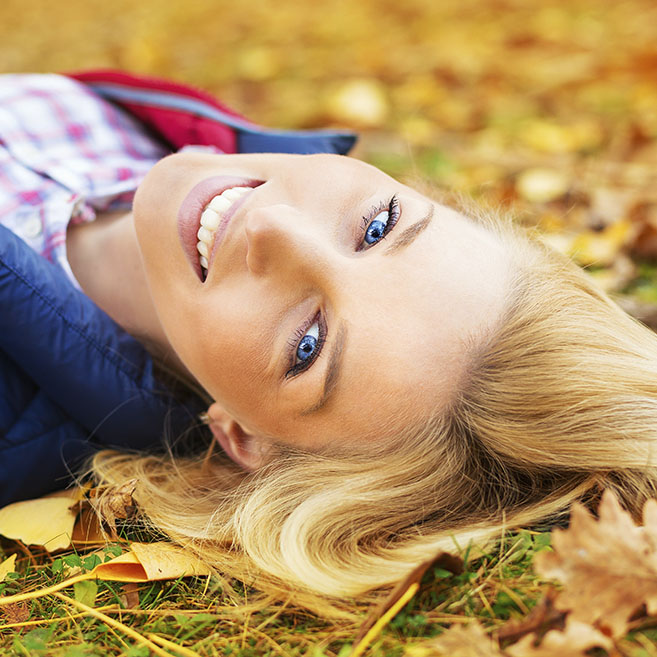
[66,211,194,381]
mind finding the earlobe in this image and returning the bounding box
[206,402,267,471]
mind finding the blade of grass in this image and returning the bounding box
[350,582,420,657]
[53,592,200,657]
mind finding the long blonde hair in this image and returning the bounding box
[90,202,657,614]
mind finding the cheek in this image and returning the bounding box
[169,295,271,403]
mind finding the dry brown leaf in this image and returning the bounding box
[0,554,17,581]
[535,489,657,638]
[496,588,566,646]
[70,506,105,547]
[118,582,141,609]
[0,601,29,624]
[354,552,463,646]
[407,622,504,657]
[506,618,613,657]
[90,479,137,538]
[0,491,78,552]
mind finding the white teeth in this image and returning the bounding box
[196,185,252,276]
[208,195,231,213]
[200,208,220,230]
[222,186,250,200]
[197,240,209,258]
[197,226,212,243]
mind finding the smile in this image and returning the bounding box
[196,186,253,278]
[177,176,263,282]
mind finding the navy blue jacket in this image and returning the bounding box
[0,70,356,506]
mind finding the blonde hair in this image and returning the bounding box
[90,202,657,615]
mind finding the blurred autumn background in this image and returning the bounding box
[2,0,657,298]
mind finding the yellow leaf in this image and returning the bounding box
[516,168,570,203]
[520,119,602,154]
[0,542,211,608]
[0,490,78,552]
[327,79,389,127]
[91,542,212,582]
[0,554,17,582]
[237,47,281,81]
[570,220,635,267]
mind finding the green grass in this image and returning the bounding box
[0,530,564,656]
[5,525,657,655]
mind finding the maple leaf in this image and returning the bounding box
[407,622,504,657]
[534,489,657,638]
[406,621,506,657]
[505,618,612,657]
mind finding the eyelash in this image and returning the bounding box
[286,195,401,378]
[286,312,326,378]
[358,195,401,250]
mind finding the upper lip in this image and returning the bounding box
[177,176,264,282]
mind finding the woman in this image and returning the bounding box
[3,71,657,612]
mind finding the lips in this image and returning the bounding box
[177,175,263,281]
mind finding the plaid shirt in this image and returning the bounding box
[0,74,171,286]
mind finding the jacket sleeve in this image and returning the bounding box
[0,224,204,502]
[0,347,106,506]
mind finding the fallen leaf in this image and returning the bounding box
[70,506,105,547]
[327,78,389,127]
[496,588,566,646]
[570,220,636,267]
[90,542,211,582]
[407,621,504,657]
[0,491,78,552]
[520,119,602,154]
[535,489,657,638]
[90,479,137,538]
[506,618,613,657]
[0,542,211,609]
[119,582,141,609]
[73,579,97,607]
[0,601,29,624]
[0,554,17,582]
[516,168,570,203]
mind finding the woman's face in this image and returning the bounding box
[133,153,509,462]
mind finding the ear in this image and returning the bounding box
[206,402,268,471]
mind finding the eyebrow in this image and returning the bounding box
[300,321,347,416]
[384,204,434,255]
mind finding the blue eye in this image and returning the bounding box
[287,316,324,378]
[364,212,388,245]
[296,321,319,364]
[360,195,400,249]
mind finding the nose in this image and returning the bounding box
[244,204,324,277]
